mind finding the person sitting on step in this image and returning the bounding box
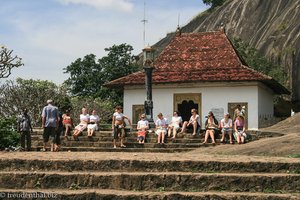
[137,113,149,144]
[220,113,233,144]
[168,111,182,139]
[179,108,201,136]
[87,110,100,138]
[203,111,218,145]
[73,108,89,141]
[62,110,73,140]
[155,113,168,144]
[234,114,247,144]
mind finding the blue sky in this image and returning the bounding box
[0,0,208,84]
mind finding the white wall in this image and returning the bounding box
[257,85,274,126]
[123,83,270,130]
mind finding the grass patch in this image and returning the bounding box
[287,154,300,158]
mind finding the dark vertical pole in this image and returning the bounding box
[144,65,154,123]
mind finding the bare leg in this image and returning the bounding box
[168,126,172,137]
[236,134,241,144]
[43,142,47,151]
[172,127,177,139]
[192,122,197,135]
[221,131,225,142]
[113,139,117,148]
[203,130,209,144]
[209,130,216,144]
[179,121,188,134]
[161,132,165,144]
[120,129,126,147]
[241,135,245,144]
[157,133,161,143]
[229,131,233,144]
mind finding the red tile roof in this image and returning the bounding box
[105,31,289,94]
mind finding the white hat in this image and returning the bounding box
[47,99,53,104]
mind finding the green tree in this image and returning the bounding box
[0,46,23,78]
[63,54,101,97]
[231,37,287,86]
[202,0,227,8]
[63,43,140,104]
[0,78,72,126]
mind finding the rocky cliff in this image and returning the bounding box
[153,0,300,102]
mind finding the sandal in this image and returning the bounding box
[121,145,126,148]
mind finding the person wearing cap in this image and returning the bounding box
[155,113,168,144]
[220,113,233,144]
[136,113,149,144]
[41,99,59,151]
[234,114,247,144]
[203,111,219,145]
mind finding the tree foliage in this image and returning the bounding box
[0,78,71,126]
[63,43,140,104]
[0,46,23,78]
[202,0,227,8]
[70,97,114,124]
[231,37,287,86]
[0,117,20,149]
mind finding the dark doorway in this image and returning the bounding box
[178,100,198,122]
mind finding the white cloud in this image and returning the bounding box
[56,0,134,12]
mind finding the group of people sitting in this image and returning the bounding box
[61,108,100,141]
[63,105,247,148]
[146,108,247,145]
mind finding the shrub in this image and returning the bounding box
[0,117,20,149]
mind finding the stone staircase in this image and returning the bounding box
[30,126,260,153]
[0,154,299,199]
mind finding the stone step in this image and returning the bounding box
[31,135,207,143]
[32,141,212,148]
[1,156,299,173]
[31,130,259,140]
[31,146,196,153]
[0,189,298,200]
[0,171,299,193]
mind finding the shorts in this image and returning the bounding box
[87,124,98,131]
[233,131,247,140]
[155,128,167,135]
[222,128,232,134]
[138,136,145,141]
[113,125,125,139]
[43,127,56,143]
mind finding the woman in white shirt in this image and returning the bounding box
[220,113,233,144]
[87,110,100,138]
[112,106,131,148]
[155,113,168,144]
[168,111,182,139]
[73,108,89,140]
[179,109,201,136]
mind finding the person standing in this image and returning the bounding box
[41,99,59,152]
[17,108,33,151]
[112,106,132,148]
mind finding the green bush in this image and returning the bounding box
[0,117,20,149]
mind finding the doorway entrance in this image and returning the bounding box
[174,93,202,122]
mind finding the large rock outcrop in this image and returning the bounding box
[153,0,300,102]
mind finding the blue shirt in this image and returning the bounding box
[42,104,58,127]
